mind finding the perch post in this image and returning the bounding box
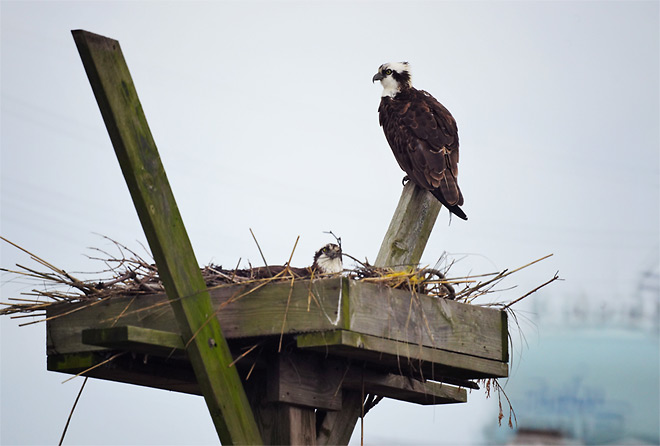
[375,181,442,269]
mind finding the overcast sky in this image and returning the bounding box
[1,1,658,445]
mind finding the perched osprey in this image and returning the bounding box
[373,62,467,220]
[311,243,343,274]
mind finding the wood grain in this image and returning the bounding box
[374,182,442,269]
[72,29,261,445]
[341,368,467,405]
[47,278,505,361]
[347,281,508,362]
[82,326,185,358]
[267,350,343,411]
[297,330,508,379]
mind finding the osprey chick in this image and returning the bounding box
[312,243,343,274]
[232,243,343,279]
[373,62,467,220]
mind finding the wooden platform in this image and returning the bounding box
[47,277,508,409]
[56,29,510,444]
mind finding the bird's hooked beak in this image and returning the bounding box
[372,72,384,83]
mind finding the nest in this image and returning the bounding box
[0,236,560,431]
[0,236,559,326]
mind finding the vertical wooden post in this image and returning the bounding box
[245,366,319,445]
[316,181,442,445]
[271,406,317,445]
[316,391,364,445]
[71,30,262,445]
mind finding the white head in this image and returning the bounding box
[372,62,412,97]
[312,243,343,274]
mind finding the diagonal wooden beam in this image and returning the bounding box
[71,29,262,445]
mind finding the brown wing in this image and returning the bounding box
[379,88,463,207]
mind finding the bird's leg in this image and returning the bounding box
[401,175,410,186]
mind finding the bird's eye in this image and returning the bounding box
[385,69,393,75]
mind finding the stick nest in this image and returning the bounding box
[0,236,559,324]
[0,236,559,430]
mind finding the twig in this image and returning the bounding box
[19,296,114,327]
[6,297,51,304]
[249,228,272,277]
[230,257,241,282]
[111,295,138,327]
[341,252,369,269]
[324,230,342,249]
[97,269,136,289]
[207,266,250,283]
[502,272,561,310]
[58,377,88,446]
[507,253,553,275]
[278,275,296,353]
[228,343,260,368]
[61,352,126,384]
[285,235,300,268]
[455,254,554,301]
[1,237,66,277]
[245,361,257,381]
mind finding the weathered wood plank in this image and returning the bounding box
[257,405,317,446]
[212,277,347,338]
[48,352,200,395]
[347,281,508,362]
[82,326,185,357]
[341,369,467,405]
[267,350,343,411]
[297,330,508,379]
[245,370,317,445]
[50,340,478,405]
[374,182,442,269]
[277,405,317,446]
[47,294,178,355]
[46,278,346,356]
[71,29,261,445]
[47,279,506,362]
[316,391,363,445]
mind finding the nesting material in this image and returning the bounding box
[0,237,558,431]
[0,237,558,326]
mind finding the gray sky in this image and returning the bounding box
[1,1,658,445]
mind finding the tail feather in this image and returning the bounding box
[431,189,468,220]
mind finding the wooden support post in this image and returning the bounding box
[317,181,442,445]
[375,181,442,269]
[316,391,363,445]
[244,368,318,445]
[71,30,262,445]
[271,406,317,446]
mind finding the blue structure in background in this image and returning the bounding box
[487,260,659,445]
[489,328,659,444]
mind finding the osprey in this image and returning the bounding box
[228,243,343,279]
[311,243,343,274]
[373,62,467,220]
